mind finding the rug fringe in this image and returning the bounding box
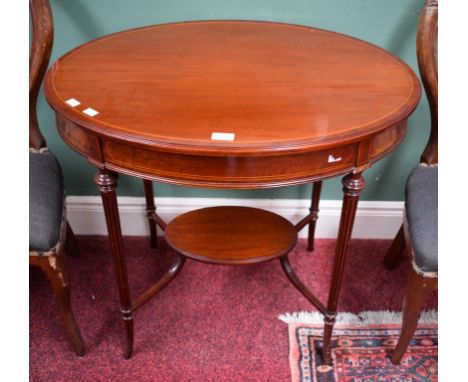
[278,310,438,325]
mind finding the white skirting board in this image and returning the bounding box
[66,196,404,239]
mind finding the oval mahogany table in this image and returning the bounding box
[44,20,421,364]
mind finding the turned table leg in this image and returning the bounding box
[322,172,365,364]
[94,170,134,359]
[308,181,323,252]
[143,179,158,248]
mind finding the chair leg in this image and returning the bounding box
[40,250,85,356]
[65,221,80,257]
[143,179,158,248]
[383,224,406,270]
[391,268,437,364]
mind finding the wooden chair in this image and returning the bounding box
[29,0,85,356]
[383,0,438,365]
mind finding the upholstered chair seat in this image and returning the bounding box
[29,151,64,252]
[405,165,438,274]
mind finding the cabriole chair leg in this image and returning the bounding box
[40,250,85,357]
[391,268,437,364]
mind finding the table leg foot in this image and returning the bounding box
[121,309,134,359]
[322,314,335,365]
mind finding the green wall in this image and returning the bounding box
[35,0,428,200]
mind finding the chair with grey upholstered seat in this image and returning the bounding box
[29,0,85,356]
[383,0,438,365]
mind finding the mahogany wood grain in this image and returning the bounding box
[45,21,419,152]
[165,207,297,265]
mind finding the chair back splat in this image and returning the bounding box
[29,0,54,150]
[417,0,438,165]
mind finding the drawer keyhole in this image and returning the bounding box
[328,154,342,163]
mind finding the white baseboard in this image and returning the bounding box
[66,196,404,239]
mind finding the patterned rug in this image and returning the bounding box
[283,312,438,382]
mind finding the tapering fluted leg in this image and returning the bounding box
[322,172,365,364]
[383,224,406,270]
[143,179,158,248]
[308,181,323,252]
[94,170,134,359]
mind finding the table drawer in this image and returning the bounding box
[103,140,357,188]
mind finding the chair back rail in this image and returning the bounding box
[29,0,53,149]
[417,0,438,165]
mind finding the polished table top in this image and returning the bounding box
[45,21,420,159]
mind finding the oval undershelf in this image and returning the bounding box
[165,206,298,265]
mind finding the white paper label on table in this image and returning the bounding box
[65,98,81,107]
[211,132,235,141]
[83,108,99,117]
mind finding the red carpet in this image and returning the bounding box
[29,237,437,381]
